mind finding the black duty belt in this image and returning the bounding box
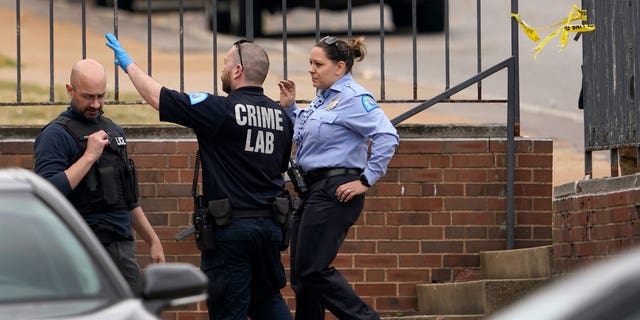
[304,167,362,186]
[233,209,273,219]
[90,223,131,244]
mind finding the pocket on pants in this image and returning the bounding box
[252,229,287,297]
[201,251,228,304]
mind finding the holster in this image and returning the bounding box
[208,198,232,227]
[193,195,216,251]
[273,192,295,251]
[124,158,139,203]
[287,161,309,197]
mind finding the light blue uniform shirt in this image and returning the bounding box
[285,73,399,186]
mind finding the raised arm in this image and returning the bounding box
[105,33,162,110]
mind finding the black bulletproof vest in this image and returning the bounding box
[53,115,138,214]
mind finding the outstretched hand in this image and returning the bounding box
[105,33,133,72]
[277,80,296,109]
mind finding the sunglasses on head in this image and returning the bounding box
[233,39,252,69]
[320,36,345,62]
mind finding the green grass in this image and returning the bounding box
[0,80,164,125]
[0,55,17,68]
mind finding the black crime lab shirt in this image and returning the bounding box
[159,86,293,210]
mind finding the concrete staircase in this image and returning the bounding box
[382,245,553,320]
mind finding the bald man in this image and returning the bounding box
[34,58,165,294]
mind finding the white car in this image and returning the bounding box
[0,168,207,320]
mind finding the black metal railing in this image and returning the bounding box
[3,0,521,248]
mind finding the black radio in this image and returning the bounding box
[193,195,216,251]
[287,159,308,197]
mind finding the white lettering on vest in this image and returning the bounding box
[244,129,275,154]
[114,136,126,146]
[235,104,284,131]
[235,104,247,125]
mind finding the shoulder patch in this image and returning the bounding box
[188,92,208,105]
[361,95,379,112]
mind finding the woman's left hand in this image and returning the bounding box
[277,80,296,108]
[336,180,369,202]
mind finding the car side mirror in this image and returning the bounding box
[140,263,208,314]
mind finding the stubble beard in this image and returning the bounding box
[222,70,231,94]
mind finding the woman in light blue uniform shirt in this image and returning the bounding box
[279,36,399,320]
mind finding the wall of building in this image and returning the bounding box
[553,175,640,275]
[0,124,553,317]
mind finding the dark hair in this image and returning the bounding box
[316,36,366,73]
[237,42,270,84]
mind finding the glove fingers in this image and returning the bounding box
[105,33,122,49]
[106,33,118,43]
[104,33,132,73]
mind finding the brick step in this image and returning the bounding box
[480,245,553,280]
[416,279,549,316]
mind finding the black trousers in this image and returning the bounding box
[290,174,379,320]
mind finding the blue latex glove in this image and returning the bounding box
[105,33,133,72]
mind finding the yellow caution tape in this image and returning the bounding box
[563,24,596,32]
[511,13,540,42]
[532,28,563,59]
[512,4,595,60]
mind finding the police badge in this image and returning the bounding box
[326,98,339,110]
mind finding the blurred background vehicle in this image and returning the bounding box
[488,245,640,320]
[95,0,204,12]
[93,0,445,36]
[206,0,445,36]
[0,167,207,320]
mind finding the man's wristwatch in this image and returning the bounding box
[359,174,371,187]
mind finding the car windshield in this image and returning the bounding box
[0,192,110,302]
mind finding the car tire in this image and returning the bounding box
[206,4,232,34]
[95,0,133,11]
[207,0,263,37]
[390,0,445,33]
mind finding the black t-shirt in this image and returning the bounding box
[159,86,293,210]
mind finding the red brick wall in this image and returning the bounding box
[0,133,553,318]
[553,175,640,275]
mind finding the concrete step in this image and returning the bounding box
[480,245,553,280]
[416,278,549,315]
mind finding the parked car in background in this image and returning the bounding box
[95,0,204,12]
[206,0,445,36]
[488,245,640,320]
[94,0,445,36]
[0,167,207,320]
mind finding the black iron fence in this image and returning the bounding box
[3,0,522,247]
[581,0,639,177]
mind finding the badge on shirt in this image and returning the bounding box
[361,95,379,112]
[188,92,207,105]
[326,98,339,110]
